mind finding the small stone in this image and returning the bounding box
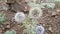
[49,20,52,22]
[2,27,5,31]
[24,5,30,12]
[6,25,10,28]
[0,28,2,33]
[51,12,57,17]
[52,12,56,15]
[55,16,58,18]
[24,6,28,11]
[43,24,45,26]
[56,9,60,13]
[49,27,52,31]
[48,27,53,32]
[17,25,21,29]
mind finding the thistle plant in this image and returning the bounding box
[23,17,38,34]
[0,13,5,24]
[28,0,56,9]
[23,6,44,34]
[14,12,25,23]
[23,17,45,34]
[29,7,43,19]
[4,30,16,34]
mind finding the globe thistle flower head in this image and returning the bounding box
[35,25,45,34]
[29,7,43,19]
[14,12,25,23]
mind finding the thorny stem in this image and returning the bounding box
[23,17,38,34]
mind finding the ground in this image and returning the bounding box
[0,0,60,34]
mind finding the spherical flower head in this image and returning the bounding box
[14,12,25,23]
[35,25,45,34]
[29,7,43,19]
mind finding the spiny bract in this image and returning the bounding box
[29,7,43,19]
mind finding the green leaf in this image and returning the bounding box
[28,2,45,8]
[4,30,16,34]
[0,13,5,24]
[55,0,60,2]
[46,3,55,9]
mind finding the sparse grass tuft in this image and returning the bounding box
[0,13,5,24]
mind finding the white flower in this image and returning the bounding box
[35,25,45,34]
[29,7,43,19]
[14,12,25,23]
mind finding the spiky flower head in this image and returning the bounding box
[35,25,45,34]
[29,7,43,19]
[14,12,25,23]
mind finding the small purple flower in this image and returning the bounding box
[35,25,45,34]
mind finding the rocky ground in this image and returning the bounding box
[0,0,60,34]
